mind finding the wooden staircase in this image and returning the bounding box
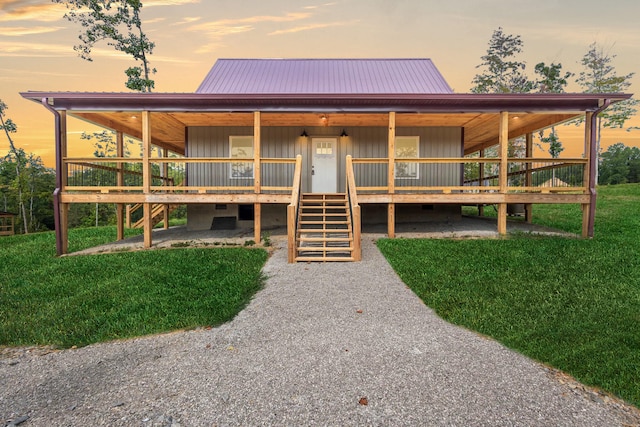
[128,204,178,229]
[295,193,356,262]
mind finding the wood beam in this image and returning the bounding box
[498,111,509,235]
[162,148,170,229]
[254,111,261,194]
[60,191,589,206]
[142,112,152,248]
[143,202,152,248]
[525,133,533,223]
[497,203,507,235]
[254,202,261,244]
[116,131,125,240]
[388,112,396,194]
[388,203,395,238]
[142,111,151,193]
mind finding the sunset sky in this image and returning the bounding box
[1,0,639,167]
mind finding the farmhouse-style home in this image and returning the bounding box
[21,59,631,261]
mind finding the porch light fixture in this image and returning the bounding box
[300,129,308,137]
[340,129,348,137]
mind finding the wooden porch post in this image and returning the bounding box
[524,132,533,223]
[59,110,69,254]
[162,148,170,230]
[116,131,125,240]
[498,111,508,235]
[582,112,593,238]
[254,111,262,243]
[478,149,485,216]
[388,112,396,238]
[142,111,152,248]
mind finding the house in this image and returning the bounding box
[21,58,631,261]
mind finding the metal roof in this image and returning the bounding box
[196,59,454,94]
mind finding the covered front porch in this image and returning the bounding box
[21,92,629,260]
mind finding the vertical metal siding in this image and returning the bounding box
[188,125,461,192]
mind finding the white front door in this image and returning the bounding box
[311,138,338,193]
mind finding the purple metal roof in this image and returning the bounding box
[196,59,453,95]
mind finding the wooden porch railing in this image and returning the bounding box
[351,157,587,194]
[464,158,588,193]
[345,155,362,261]
[64,158,173,192]
[287,155,303,263]
[63,157,298,194]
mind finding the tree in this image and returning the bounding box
[471,28,535,188]
[1,149,56,233]
[534,62,573,158]
[0,100,30,233]
[81,129,132,157]
[471,27,534,94]
[576,43,638,180]
[53,0,156,92]
[598,142,640,185]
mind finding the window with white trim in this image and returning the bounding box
[229,136,254,179]
[395,136,419,179]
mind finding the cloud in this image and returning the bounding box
[0,3,65,22]
[0,40,197,65]
[0,66,84,80]
[0,40,74,57]
[268,20,358,36]
[0,0,198,23]
[145,17,167,25]
[0,25,62,36]
[171,16,201,26]
[190,12,311,37]
[144,0,201,6]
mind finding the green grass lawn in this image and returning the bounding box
[0,227,267,348]
[378,183,640,408]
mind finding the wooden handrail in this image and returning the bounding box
[346,155,361,261]
[352,157,587,164]
[287,155,303,263]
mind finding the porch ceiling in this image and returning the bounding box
[67,110,582,155]
[21,91,631,156]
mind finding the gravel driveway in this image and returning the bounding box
[1,235,638,426]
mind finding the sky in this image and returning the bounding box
[1,0,639,167]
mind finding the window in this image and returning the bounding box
[395,136,419,179]
[315,140,334,156]
[230,136,254,179]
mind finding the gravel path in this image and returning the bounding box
[1,235,637,426]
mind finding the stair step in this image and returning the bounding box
[298,246,354,252]
[299,212,348,217]
[298,237,352,242]
[298,221,349,225]
[298,228,351,233]
[295,256,355,262]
